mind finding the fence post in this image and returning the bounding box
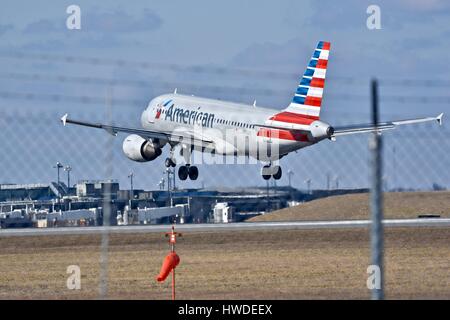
[369,78,384,300]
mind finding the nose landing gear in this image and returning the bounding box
[165,157,176,168]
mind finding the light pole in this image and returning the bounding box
[326,173,331,190]
[304,178,312,195]
[64,165,72,188]
[382,175,389,192]
[287,169,294,187]
[392,145,396,191]
[128,172,134,209]
[53,162,64,201]
[333,175,340,190]
[166,168,173,207]
[172,169,176,191]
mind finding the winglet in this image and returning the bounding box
[437,113,444,126]
[61,114,68,126]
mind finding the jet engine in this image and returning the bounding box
[122,134,162,162]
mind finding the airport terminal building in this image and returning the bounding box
[0,180,367,228]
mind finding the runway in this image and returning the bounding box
[1,218,449,237]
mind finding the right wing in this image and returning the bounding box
[60,114,213,147]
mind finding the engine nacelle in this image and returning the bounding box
[122,134,162,162]
[309,120,334,141]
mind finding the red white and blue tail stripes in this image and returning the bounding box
[268,41,330,128]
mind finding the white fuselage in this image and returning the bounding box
[140,94,317,160]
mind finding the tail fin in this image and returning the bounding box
[269,41,330,127]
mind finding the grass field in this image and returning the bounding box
[251,191,450,222]
[0,227,448,299]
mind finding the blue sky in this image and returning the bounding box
[0,0,449,190]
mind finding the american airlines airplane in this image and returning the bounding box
[61,41,443,181]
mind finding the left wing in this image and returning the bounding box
[331,113,443,138]
[60,114,213,146]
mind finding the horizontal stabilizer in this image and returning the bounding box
[61,113,68,126]
[332,113,444,138]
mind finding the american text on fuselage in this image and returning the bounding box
[125,95,318,181]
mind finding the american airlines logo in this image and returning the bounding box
[164,104,215,128]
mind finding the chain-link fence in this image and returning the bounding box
[0,52,449,300]
[0,51,448,194]
[0,105,448,192]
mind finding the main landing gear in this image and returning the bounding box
[165,145,199,181]
[177,164,198,181]
[261,164,282,180]
[165,157,198,181]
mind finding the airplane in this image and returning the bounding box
[61,41,444,181]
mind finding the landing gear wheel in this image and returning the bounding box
[273,166,282,180]
[188,166,199,180]
[178,166,188,180]
[261,165,272,180]
[165,158,176,168]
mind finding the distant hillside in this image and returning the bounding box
[250,191,450,221]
